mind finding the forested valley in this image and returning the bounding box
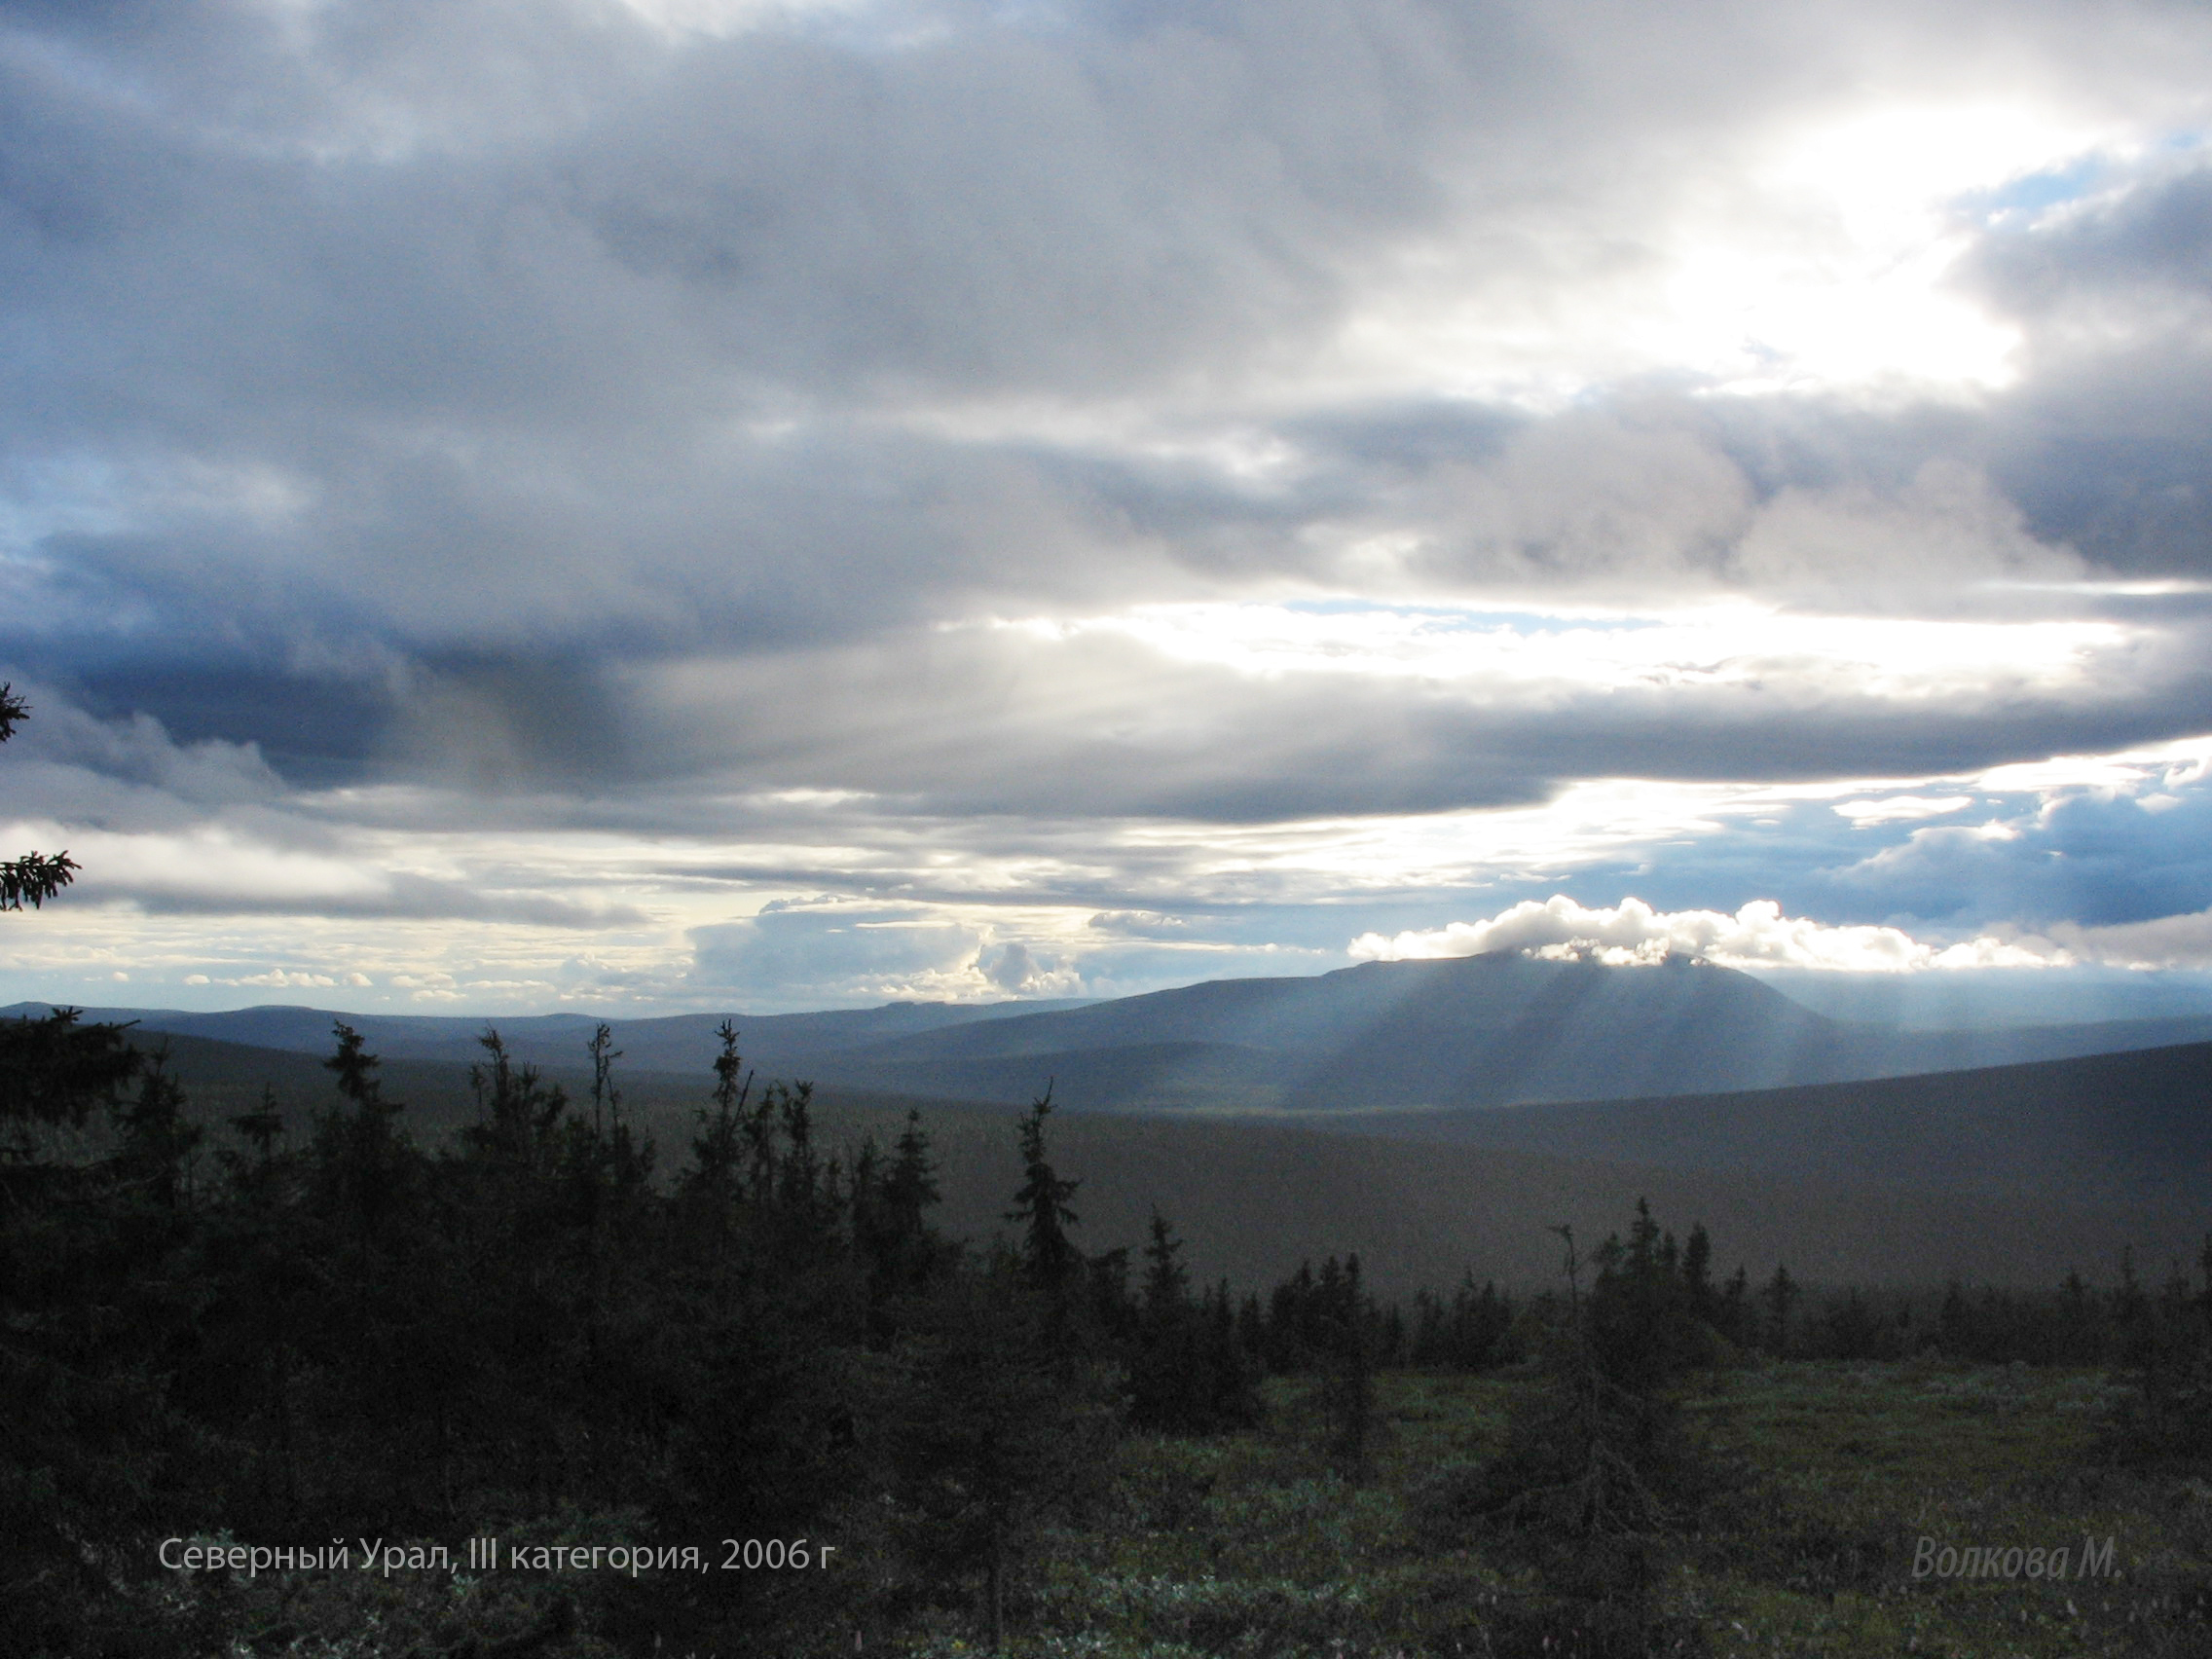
[8,1006,2212,1657]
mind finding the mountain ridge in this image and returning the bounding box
[14,954,2212,1112]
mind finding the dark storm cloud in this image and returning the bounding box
[109,870,646,928]
[1972,160,2212,313]
[1957,156,2212,576]
[0,673,285,818]
[0,676,637,924]
[0,0,1534,427]
[31,657,393,782]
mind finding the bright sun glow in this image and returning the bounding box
[1695,104,2115,393]
[610,0,866,36]
[1769,105,2101,243]
[1004,600,2135,702]
[1341,102,2116,404]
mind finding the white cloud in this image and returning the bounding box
[1348,895,2058,973]
[228,970,340,988]
[1028,596,2132,702]
[1833,795,1975,825]
[611,0,864,40]
[688,901,1003,1008]
[977,940,1083,997]
[59,826,389,908]
[1973,737,2212,794]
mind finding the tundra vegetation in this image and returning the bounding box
[4,1003,2212,1656]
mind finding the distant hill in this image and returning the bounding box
[16,954,2212,1114]
[0,996,1092,1073]
[1733,966,2212,1029]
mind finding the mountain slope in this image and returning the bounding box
[1311,1038,2212,1210]
[121,1031,2209,1294]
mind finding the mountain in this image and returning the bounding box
[16,954,2212,1113]
[830,953,1855,1106]
[819,955,2212,1109]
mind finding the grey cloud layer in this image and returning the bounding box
[1969,164,2212,577]
[610,624,2212,822]
[7,0,2212,843]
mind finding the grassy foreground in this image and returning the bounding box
[902,1360,2206,1659]
[162,1355,2212,1655]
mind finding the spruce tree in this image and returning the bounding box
[1141,1207,1190,1320]
[0,684,77,911]
[315,1021,411,1243]
[1763,1264,1799,1357]
[2199,1235,2212,1339]
[1718,1265,1751,1346]
[0,1006,140,1150]
[110,1049,201,1211]
[1006,1088,1080,1299]
[463,1027,568,1162]
[888,1268,1119,1651]
[587,1021,621,1137]
[691,1019,750,1195]
[1323,1252,1377,1477]
[1130,1210,1204,1431]
[0,688,130,1162]
[1681,1223,1714,1322]
[857,1108,946,1330]
[889,1109,940,1222]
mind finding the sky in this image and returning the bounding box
[5,0,2212,1015]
